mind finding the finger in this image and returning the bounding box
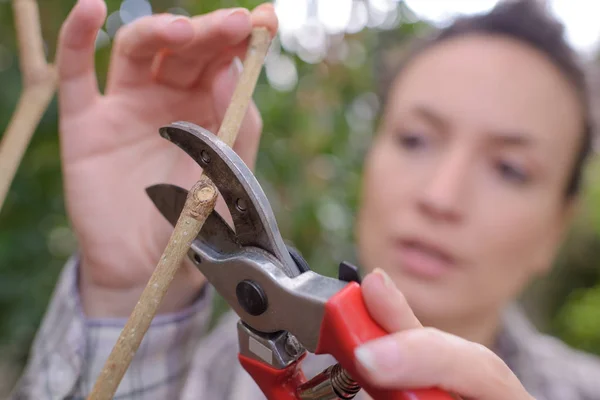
[153,3,278,88]
[105,13,195,89]
[355,328,531,400]
[250,2,279,37]
[361,268,423,332]
[151,8,253,88]
[56,0,107,114]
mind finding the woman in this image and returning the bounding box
[10,0,600,399]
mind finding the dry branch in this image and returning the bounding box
[0,0,57,212]
[87,176,218,400]
[87,27,273,400]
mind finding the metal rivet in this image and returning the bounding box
[236,198,247,212]
[284,334,303,357]
[200,150,211,163]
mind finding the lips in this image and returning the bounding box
[394,237,458,279]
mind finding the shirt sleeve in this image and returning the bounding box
[8,254,215,400]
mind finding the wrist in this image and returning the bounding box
[79,257,207,318]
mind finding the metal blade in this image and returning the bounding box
[145,183,188,227]
[145,183,241,255]
[156,122,300,278]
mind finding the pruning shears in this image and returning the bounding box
[146,121,456,400]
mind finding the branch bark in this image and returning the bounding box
[88,176,218,400]
[0,0,57,212]
[87,27,273,400]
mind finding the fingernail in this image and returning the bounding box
[229,56,244,78]
[168,15,191,27]
[165,16,193,40]
[355,337,402,375]
[226,8,250,24]
[373,267,395,289]
[253,3,275,17]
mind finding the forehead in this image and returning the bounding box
[387,34,583,169]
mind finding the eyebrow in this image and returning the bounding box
[412,105,449,132]
[411,105,534,147]
[488,132,533,147]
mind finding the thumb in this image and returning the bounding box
[56,0,106,115]
[360,268,423,333]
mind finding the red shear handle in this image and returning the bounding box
[239,353,308,400]
[315,282,457,400]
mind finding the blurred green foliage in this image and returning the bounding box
[0,0,599,394]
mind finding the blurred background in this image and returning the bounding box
[1,0,600,395]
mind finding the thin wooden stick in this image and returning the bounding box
[0,0,57,212]
[87,176,218,399]
[12,0,49,85]
[218,27,272,146]
[87,26,272,400]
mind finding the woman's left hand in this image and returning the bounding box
[354,268,535,400]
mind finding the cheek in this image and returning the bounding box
[357,144,411,270]
[468,196,562,303]
[362,144,404,213]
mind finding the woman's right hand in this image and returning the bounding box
[56,0,277,318]
[355,269,534,400]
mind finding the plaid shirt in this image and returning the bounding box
[8,255,600,399]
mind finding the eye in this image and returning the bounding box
[496,160,529,184]
[395,131,428,150]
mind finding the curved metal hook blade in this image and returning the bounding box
[154,121,300,278]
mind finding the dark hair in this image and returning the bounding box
[376,0,593,197]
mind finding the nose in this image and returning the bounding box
[417,146,471,223]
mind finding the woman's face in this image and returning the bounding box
[356,34,584,326]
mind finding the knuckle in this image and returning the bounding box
[401,327,434,350]
[403,328,465,373]
[467,341,519,395]
[113,15,154,44]
[475,343,505,370]
[400,328,525,395]
[403,328,448,360]
[409,327,446,346]
[58,15,81,45]
[112,25,130,46]
[113,29,147,56]
[485,354,514,385]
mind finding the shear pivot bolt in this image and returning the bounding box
[236,280,268,316]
